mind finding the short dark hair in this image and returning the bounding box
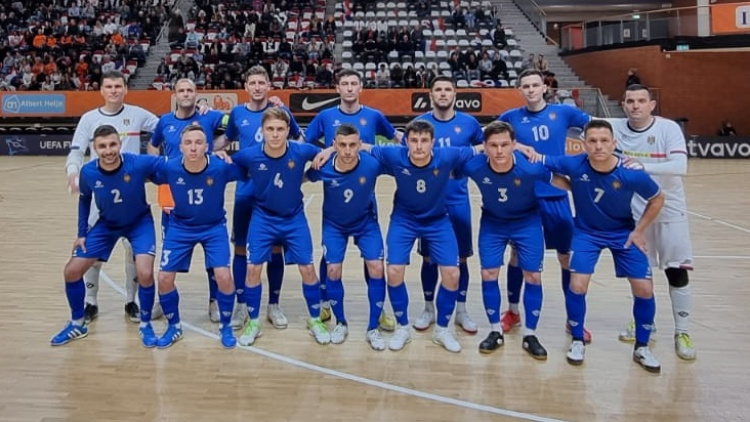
[335,123,359,138]
[430,75,455,89]
[404,119,434,139]
[624,84,656,100]
[93,124,119,140]
[101,70,126,83]
[483,121,515,141]
[336,69,362,84]
[516,69,545,87]
[181,123,206,137]
[583,119,614,136]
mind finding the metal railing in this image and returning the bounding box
[512,0,547,37]
[553,87,613,118]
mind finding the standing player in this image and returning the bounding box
[231,108,329,346]
[65,70,159,323]
[499,69,593,342]
[51,125,161,347]
[151,125,242,349]
[540,120,665,373]
[456,121,566,359]
[224,66,302,331]
[306,124,388,350]
[609,84,697,360]
[304,68,400,330]
[409,76,484,335]
[149,78,227,323]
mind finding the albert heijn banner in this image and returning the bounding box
[711,2,750,35]
[0,89,524,118]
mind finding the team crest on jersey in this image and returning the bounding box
[433,168,440,177]
[454,126,461,134]
[647,136,656,145]
[612,180,621,190]
[360,118,367,127]
[123,174,131,183]
[549,112,557,121]
[514,178,521,186]
[359,176,367,185]
[123,118,131,126]
[206,177,214,186]
[288,159,296,169]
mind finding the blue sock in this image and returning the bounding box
[565,288,586,341]
[387,283,410,326]
[232,254,246,303]
[633,296,656,345]
[243,284,262,319]
[327,278,346,325]
[436,284,459,328]
[367,277,386,331]
[318,257,328,302]
[523,282,543,331]
[207,268,217,301]
[267,252,284,305]
[420,260,438,302]
[303,282,322,318]
[506,264,523,307]
[481,280,501,325]
[561,269,571,296]
[159,289,181,326]
[458,261,469,303]
[66,279,86,321]
[216,290,235,327]
[138,283,155,323]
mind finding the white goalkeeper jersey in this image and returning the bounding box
[608,117,689,222]
[71,104,159,159]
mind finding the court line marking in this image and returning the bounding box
[686,210,750,235]
[100,271,566,422]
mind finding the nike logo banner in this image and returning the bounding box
[289,94,341,113]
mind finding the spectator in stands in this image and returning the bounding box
[41,74,54,90]
[475,6,487,25]
[522,53,535,70]
[448,52,464,81]
[488,5,501,25]
[272,57,289,80]
[453,7,466,30]
[466,8,476,29]
[535,54,549,73]
[323,16,336,36]
[492,23,506,48]
[424,64,438,88]
[479,52,493,80]
[416,0,430,18]
[404,64,418,88]
[305,59,317,79]
[396,33,414,61]
[376,63,390,88]
[544,71,559,102]
[625,67,641,88]
[718,121,738,136]
[491,55,508,81]
[410,24,425,53]
[466,53,480,81]
[315,62,333,88]
[391,63,404,88]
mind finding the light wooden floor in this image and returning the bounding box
[1,157,749,422]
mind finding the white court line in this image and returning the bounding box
[100,271,566,422]
[687,210,750,235]
[303,193,315,210]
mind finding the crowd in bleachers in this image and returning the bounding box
[152,0,339,90]
[0,0,169,91]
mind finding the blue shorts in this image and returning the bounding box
[231,193,254,246]
[322,216,384,264]
[247,210,314,265]
[570,230,653,279]
[539,196,574,254]
[74,213,156,261]
[386,214,459,267]
[479,214,544,272]
[159,222,231,272]
[418,202,474,259]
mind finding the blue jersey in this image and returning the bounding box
[408,111,483,205]
[225,103,301,197]
[150,110,225,158]
[304,105,397,146]
[152,155,244,229]
[232,141,320,217]
[370,145,475,221]
[543,154,660,233]
[456,151,550,221]
[306,152,384,228]
[499,104,590,198]
[78,153,161,237]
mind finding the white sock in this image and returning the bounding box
[72,318,85,326]
[524,328,535,337]
[425,302,435,312]
[321,300,331,309]
[456,302,467,313]
[123,240,138,303]
[491,323,502,333]
[509,303,520,314]
[83,263,102,305]
[669,285,692,334]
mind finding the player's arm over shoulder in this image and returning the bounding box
[642,118,687,176]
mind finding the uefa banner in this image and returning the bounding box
[0,89,524,119]
[0,133,151,156]
[711,2,750,35]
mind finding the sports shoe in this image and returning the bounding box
[674,333,696,360]
[413,307,435,331]
[366,329,386,351]
[618,320,656,343]
[151,302,164,320]
[230,303,249,330]
[84,303,99,323]
[379,311,396,332]
[433,327,461,353]
[478,331,504,354]
[139,323,158,348]
[308,318,331,344]
[331,323,349,344]
[388,326,412,351]
[51,321,88,346]
[566,340,585,366]
[239,319,262,346]
[500,311,521,332]
[455,311,478,334]
[124,302,140,323]
[220,324,237,349]
[320,303,332,322]
[522,335,548,360]
[156,325,183,349]
[267,304,288,329]
[566,322,593,344]
[633,346,661,374]
[208,300,220,323]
